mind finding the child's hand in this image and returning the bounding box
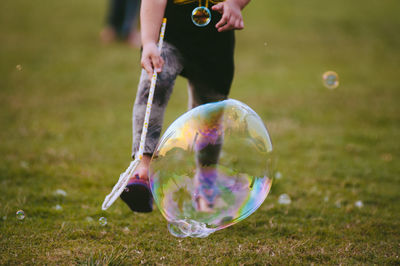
[141,43,164,79]
[212,0,245,32]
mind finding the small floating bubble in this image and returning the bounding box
[99,217,107,226]
[324,196,329,202]
[85,216,94,222]
[278,194,291,205]
[16,210,25,220]
[54,189,67,197]
[2,216,7,221]
[16,65,22,71]
[191,6,211,27]
[54,204,63,211]
[274,171,282,179]
[322,71,339,89]
[354,200,363,208]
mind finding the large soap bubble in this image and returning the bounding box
[149,99,273,238]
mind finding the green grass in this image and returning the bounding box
[1,0,399,264]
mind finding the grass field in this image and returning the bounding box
[1,0,399,264]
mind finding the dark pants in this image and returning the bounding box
[131,42,230,161]
[106,0,140,39]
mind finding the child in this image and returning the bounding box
[120,0,251,213]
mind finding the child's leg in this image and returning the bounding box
[188,80,227,166]
[121,0,140,39]
[131,42,184,180]
[121,43,183,213]
[188,81,228,210]
[100,0,125,43]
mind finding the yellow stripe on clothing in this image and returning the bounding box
[173,0,225,5]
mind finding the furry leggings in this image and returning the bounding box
[131,42,231,161]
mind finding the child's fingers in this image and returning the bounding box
[141,58,154,79]
[215,13,230,29]
[217,16,237,32]
[217,22,231,32]
[211,3,224,13]
[214,1,245,32]
[141,43,163,79]
[216,16,244,32]
[234,20,241,29]
[151,55,164,73]
[235,19,244,30]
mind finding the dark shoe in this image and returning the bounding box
[120,175,153,213]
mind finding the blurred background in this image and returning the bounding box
[0,0,399,264]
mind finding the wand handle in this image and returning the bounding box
[136,18,167,160]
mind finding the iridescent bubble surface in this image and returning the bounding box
[192,6,211,27]
[150,99,273,238]
[16,210,25,220]
[322,71,339,89]
[99,217,107,226]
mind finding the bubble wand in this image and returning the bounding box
[102,18,167,210]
